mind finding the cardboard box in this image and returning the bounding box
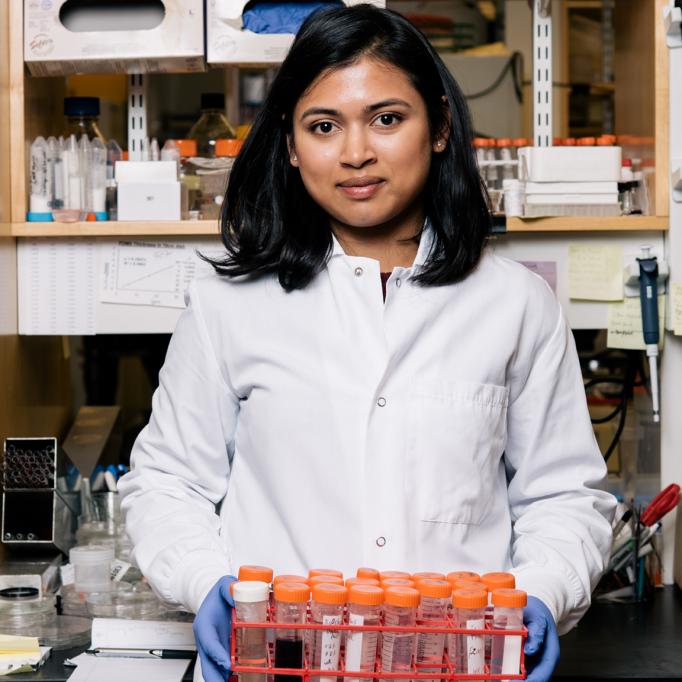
[207,0,385,65]
[115,161,181,221]
[25,0,205,76]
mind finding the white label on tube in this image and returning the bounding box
[320,614,342,682]
[466,618,485,675]
[501,632,522,675]
[345,613,364,672]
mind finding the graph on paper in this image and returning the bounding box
[99,239,225,308]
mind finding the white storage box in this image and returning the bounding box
[518,146,622,183]
[25,0,205,76]
[207,0,385,65]
[115,161,181,221]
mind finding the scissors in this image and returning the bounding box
[640,483,680,527]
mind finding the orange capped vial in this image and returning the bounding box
[381,587,420,673]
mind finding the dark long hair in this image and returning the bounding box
[210,4,490,291]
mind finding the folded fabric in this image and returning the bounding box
[243,1,343,34]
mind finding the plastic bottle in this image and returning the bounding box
[28,137,52,221]
[274,582,310,682]
[473,138,488,187]
[489,589,527,678]
[497,138,515,182]
[345,585,384,682]
[620,159,635,215]
[238,566,274,584]
[88,138,107,220]
[63,97,106,143]
[197,138,243,220]
[484,139,500,190]
[450,589,487,679]
[415,579,451,682]
[69,545,114,593]
[356,568,381,580]
[311,584,347,682]
[380,586,420,675]
[170,139,200,219]
[105,139,122,221]
[188,93,236,158]
[233,580,270,682]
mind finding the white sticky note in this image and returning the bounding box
[607,296,665,350]
[671,283,682,335]
[568,244,624,301]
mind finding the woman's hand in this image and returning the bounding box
[193,575,237,682]
[523,596,560,682]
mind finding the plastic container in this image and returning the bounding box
[63,97,106,143]
[381,579,415,589]
[274,575,309,585]
[309,569,344,580]
[480,573,515,660]
[379,571,412,582]
[86,586,162,620]
[490,589,527,678]
[345,577,381,589]
[309,575,344,587]
[356,567,380,580]
[415,579,451,681]
[69,545,114,593]
[411,572,446,584]
[238,566,274,584]
[234,580,270,682]
[274,582,310,682]
[380,586,420,674]
[503,179,525,217]
[450,589,487,678]
[345,585,384,682]
[310,584,347,682]
[446,572,480,586]
[497,138,515,182]
[188,93,236,157]
[170,139,200,219]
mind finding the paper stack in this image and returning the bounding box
[0,634,50,675]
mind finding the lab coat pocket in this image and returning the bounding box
[409,381,509,525]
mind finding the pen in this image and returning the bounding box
[86,648,196,659]
[612,508,632,538]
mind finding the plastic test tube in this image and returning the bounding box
[274,582,310,682]
[450,588,487,680]
[382,578,415,589]
[412,572,447,583]
[480,572,515,661]
[379,570,411,582]
[345,577,381,589]
[28,136,52,221]
[415,579,451,681]
[345,585,384,682]
[309,575,344,587]
[356,567,380,580]
[274,575,309,586]
[310,583,347,682]
[381,586,420,675]
[309,568,344,580]
[89,138,107,219]
[489,589,527,678]
[239,565,274,584]
[447,572,481,586]
[233,580,270,682]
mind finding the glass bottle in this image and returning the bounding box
[63,97,106,143]
[187,93,236,158]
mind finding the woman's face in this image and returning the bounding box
[289,57,445,231]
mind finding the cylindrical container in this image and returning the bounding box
[502,179,524,217]
[356,568,380,580]
[497,138,515,182]
[310,584,347,682]
[345,585,384,682]
[69,545,114,593]
[345,578,381,589]
[63,97,106,143]
[233,581,270,682]
[411,572,446,584]
[274,575,309,586]
[309,569,343,580]
[450,589,487,680]
[274,582,310,682]
[379,571,411,582]
[490,589,527,678]
[415,579,450,682]
[309,575,344,587]
[480,573,515,661]
[446,572,480,586]
[381,586,420,674]
[238,566,274,584]
[187,93,236,157]
[484,139,500,190]
[381,579,415,589]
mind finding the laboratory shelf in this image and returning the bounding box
[0,222,11,237]
[10,220,222,238]
[506,216,669,232]
[7,216,669,238]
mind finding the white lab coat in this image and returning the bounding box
[119,226,615,637]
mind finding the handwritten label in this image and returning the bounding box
[319,614,342,682]
[672,283,682,335]
[607,296,665,350]
[568,244,623,301]
[465,618,485,679]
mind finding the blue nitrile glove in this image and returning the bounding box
[193,576,237,682]
[523,596,560,682]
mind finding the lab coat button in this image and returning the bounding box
[376,536,386,547]
[354,267,364,277]
[377,397,387,407]
[395,278,402,287]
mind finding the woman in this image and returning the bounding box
[119,5,615,682]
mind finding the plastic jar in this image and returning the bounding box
[345,585,384,682]
[450,588,487,678]
[310,583,347,682]
[381,586,420,673]
[69,545,114,593]
[238,566,274,584]
[233,580,270,682]
[415,579,451,681]
[356,568,380,580]
[274,582,309,682]
[490,589,527,677]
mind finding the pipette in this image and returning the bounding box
[637,246,660,422]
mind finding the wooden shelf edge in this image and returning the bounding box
[0,223,12,238]
[10,220,222,237]
[506,216,669,232]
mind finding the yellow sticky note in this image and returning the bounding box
[672,283,682,335]
[568,244,624,301]
[607,295,665,350]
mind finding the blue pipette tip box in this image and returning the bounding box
[26,212,54,222]
[94,212,108,221]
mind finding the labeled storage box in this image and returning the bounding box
[115,161,181,221]
[518,146,622,183]
[25,0,205,76]
[207,0,385,65]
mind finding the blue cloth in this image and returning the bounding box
[524,596,560,682]
[243,1,342,35]
[193,576,237,682]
